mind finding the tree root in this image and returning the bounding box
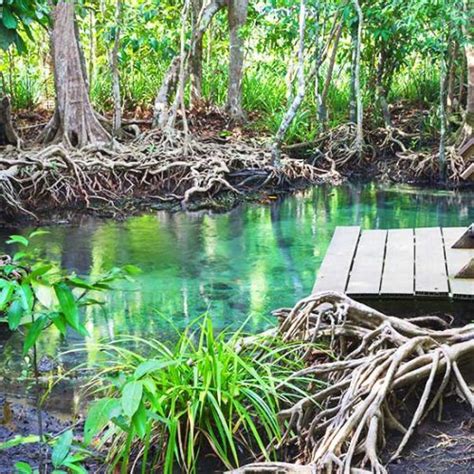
[232,292,474,474]
[0,130,341,218]
[395,146,467,183]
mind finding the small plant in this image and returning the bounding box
[14,430,90,474]
[82,317,319,473]
[0,231,139,473]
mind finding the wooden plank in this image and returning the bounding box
[346,229,387,295]
[313,226,360,293]
[415,227,449,295]
[380,229,414,296]
[442,227,474,298]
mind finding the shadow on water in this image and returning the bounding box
[0,182,472,414]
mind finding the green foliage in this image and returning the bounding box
[83,316,319,473]
[0,1,48,52]
[0,231,139,356]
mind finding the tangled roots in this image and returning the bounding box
[0,130,341,218]
[395,146,467,183]
[233,292,474,474]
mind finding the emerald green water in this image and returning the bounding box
[0,183,472,391]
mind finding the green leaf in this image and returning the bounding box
[0,282,14,311]
[121,381,143,418]
[28,230,49,239]
[84,398,121,445]
[52,430,73,468]
[18,283,34,312]
[2,10,18,30]
[23,316,47,355]
[132,403,147,439]
[1,435,39,451]
[122,265,142,276]
[14,461,34,474]
[30,264,53,280]
[49,312,67,335]
[7,299,23,330]
[6,235,28,247]
[54,283,83,333]
[134,359,178,379]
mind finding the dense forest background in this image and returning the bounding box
[0,0,472,219]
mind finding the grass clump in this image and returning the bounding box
[82,316,318,473]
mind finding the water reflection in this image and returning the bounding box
[0,183,472,387]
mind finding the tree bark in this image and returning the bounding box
[225,0,249,123]
[0,96,19,146]
[439,55,447,182]
[352,0,364,156]
[319,20,343,125]
[190,0,204,107]
[110,0,123,135]
[461,44,474,144]
[40,0,111,147]
[376,49,392,128]
[271,0,306,166]
[152,0,226,129]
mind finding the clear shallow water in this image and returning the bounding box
[0,183,472,390]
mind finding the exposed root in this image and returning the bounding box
[0,130,341,218]
[232,292,474,474]
[395,146,467,183]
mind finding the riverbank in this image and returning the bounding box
[1,131,472,225]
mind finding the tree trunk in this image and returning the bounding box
[226,0,249,123]
[319,20,343,126]
[439,55,447,182]
[376,49,392,128]
[0,96,19,146]
[152,0,226,129]
[190,0,204,107]
[271,0,306,166]
[461,44,474,144]
[40,0,110,147]
[352,0,364,156]
[110,0,123,135]
[447,41,458,114]
[349,22,357,124]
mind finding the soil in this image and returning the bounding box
[387,397,474,473]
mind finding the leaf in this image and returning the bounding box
[14,461,33,474]
[6,235,28,247]
[49,312,67,335]
[0,282,14,311]
[54,283,82,333]
[18,283,34,312]
[122,265,142,276]
[30,264,53,280]
[121,381,143,418]
[7,299,23,330]
[134,359,178,379]
[132,403,147,439]
[84,398,121,445]
[52,430,73,468]
[2,10,18,30]
[28,230,49,239]
[0,435,40,450]
[23,316,47,355]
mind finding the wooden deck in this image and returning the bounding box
[313,226,474,299]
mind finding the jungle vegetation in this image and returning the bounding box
[0,0,472,220]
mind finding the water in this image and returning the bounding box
[0,183,472,409]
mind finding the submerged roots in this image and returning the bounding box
[0,130,341,218]
[233,292,474,474]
